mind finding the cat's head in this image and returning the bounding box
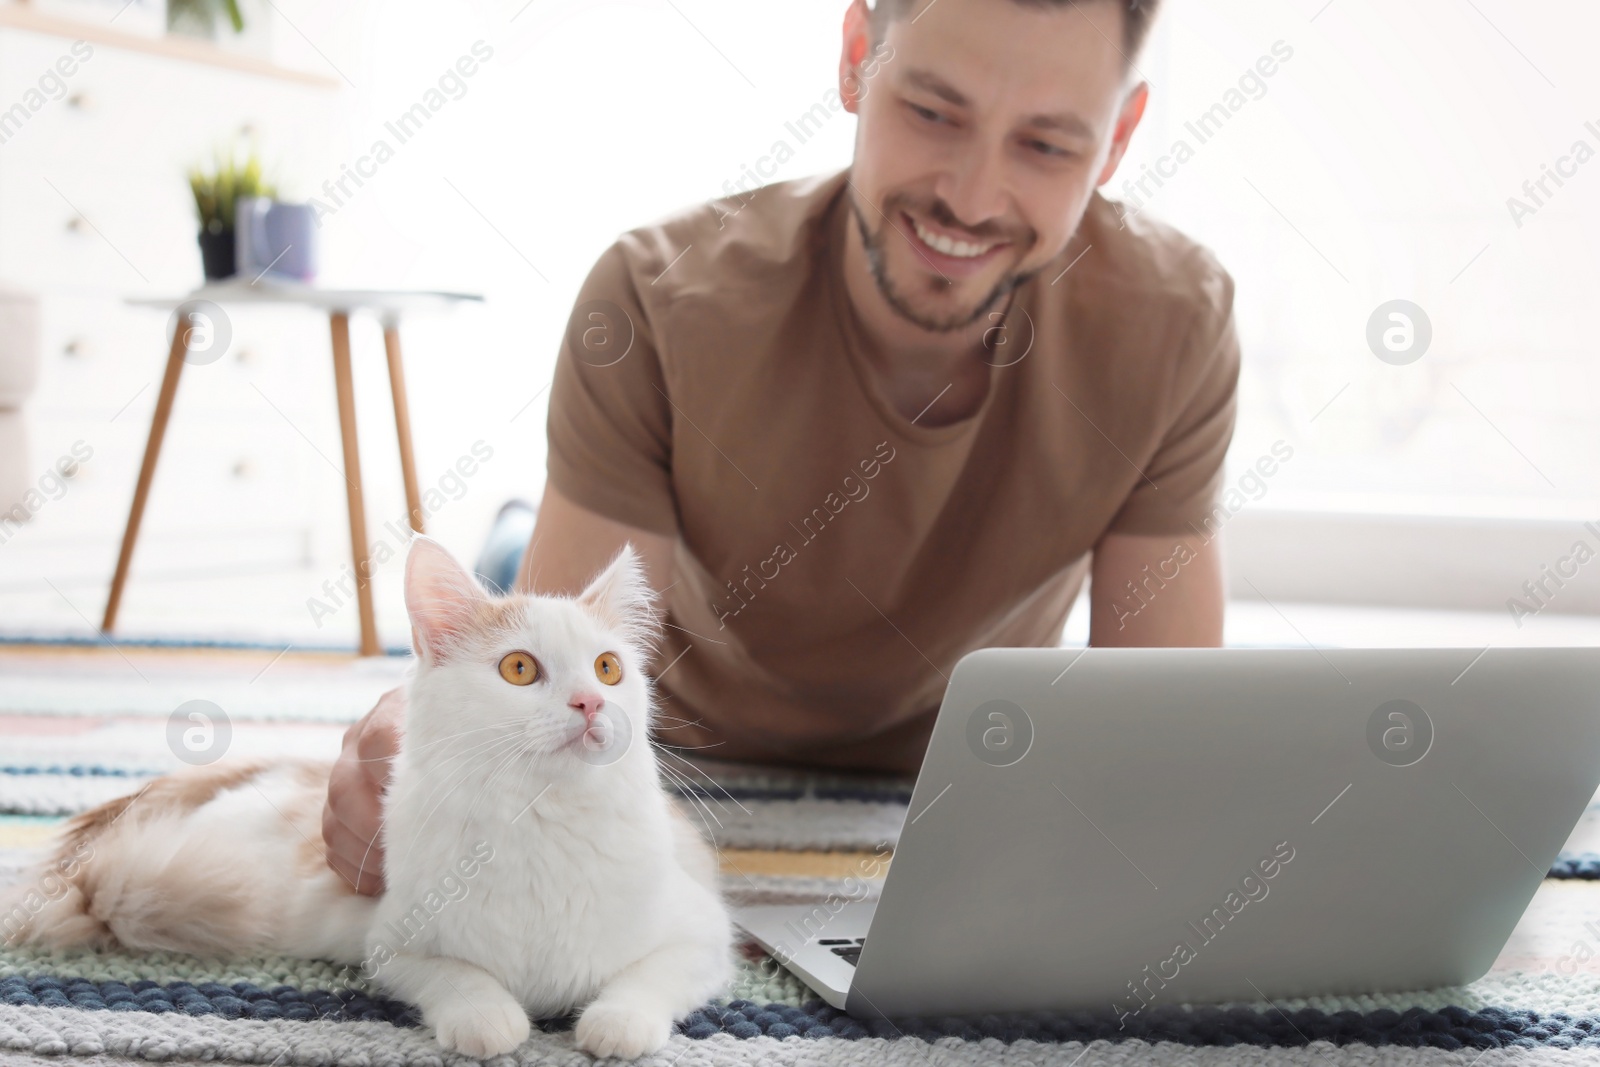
[400,535,661,778]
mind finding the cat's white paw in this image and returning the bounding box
[429,995,531,1059]
[573,1000,671,1059]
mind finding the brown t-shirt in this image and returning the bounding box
[546,166,1240,774]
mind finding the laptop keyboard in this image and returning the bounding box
[819,936,865,966]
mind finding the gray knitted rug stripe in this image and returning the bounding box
[0,1005,1571,1066]
[672,796,908,850]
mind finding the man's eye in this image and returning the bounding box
[908,102,947,125]
[1028,140,1073,159]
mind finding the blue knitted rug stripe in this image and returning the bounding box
[2,976,1596,1051]
[1547,854,1600,880]
[0,765,914,802]
[0,633,411,656]
[0,766,914,806]
[0,767,145,779]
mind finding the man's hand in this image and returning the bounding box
[323,686,403,895]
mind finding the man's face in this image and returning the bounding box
[847,0,1137,333]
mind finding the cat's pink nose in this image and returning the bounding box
[569,691,605,722]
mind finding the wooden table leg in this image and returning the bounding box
[383,324,425,534]
[330,312,380,657]
[102,319,190,632]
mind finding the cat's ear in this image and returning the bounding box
[404,535,489,661]
[576,543,660,649]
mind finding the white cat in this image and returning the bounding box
[1,536,736,1059]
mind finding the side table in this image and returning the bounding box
[105,280,484,656]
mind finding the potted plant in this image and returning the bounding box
[188,145,275,281]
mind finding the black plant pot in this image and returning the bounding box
[197,229,236,281]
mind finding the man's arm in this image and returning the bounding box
[515,481,675,598]
[322,483,675,895]
[1088,532,1224,647]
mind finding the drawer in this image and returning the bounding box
[30,294,338,420]
[20,404,322,542]
[0,524,310,591]
[0,162,199,292]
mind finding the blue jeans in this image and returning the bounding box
[474,499,538,594]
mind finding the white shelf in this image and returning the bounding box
[0,5,339,86]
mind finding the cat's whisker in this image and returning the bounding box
[665,773,726,845]
[373,719,529,838]
[502,738,550,824]
[397,733,532,860]
[657,763,724,830]
[353,718,526,763]
[455,740,544,840]
[410,744,527,860]
[659,771,718,834]
[653,746,752,817]
[648,714,706,732]
[654,755,737,820]
[654,739,729,752]
[366,729,527,878]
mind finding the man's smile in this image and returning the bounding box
[900,210,1015,279]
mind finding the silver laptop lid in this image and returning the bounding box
[847,647,1600,1020]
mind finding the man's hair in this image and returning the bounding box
[869,0,1162,66]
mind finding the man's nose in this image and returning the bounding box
[935,145,1008,233]
[569,691,606,722]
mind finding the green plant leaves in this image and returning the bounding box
[187,137,277,234]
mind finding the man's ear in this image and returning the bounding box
[840,0,872,115]
[404,535,489,661]
[576,543,661,650]
[1096,80,1150,188]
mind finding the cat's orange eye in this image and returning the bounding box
[594,651,623,686]
[499,651,539,686]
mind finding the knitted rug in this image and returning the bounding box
[8,781,1600,1064]
[7,875,1600,1064]
[8,648,1600,1063]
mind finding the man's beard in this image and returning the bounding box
[850,194,1038,334]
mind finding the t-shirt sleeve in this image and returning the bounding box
[1104,268,1241,538]
[544,240,680,537]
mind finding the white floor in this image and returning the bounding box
[0,558,419,651]
[3,556,1598,654]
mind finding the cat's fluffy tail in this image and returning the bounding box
[1,760,375,963]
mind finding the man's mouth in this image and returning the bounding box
[904,212,1005,260]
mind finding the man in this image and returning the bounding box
[325,0,1239,894]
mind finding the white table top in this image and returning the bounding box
[128,278,484,319]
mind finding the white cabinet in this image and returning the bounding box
[0,20,346,586]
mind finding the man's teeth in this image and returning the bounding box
[910,217,997,259]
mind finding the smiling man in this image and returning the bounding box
[325,0,1241,893]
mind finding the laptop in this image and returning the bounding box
[733,646,1600,1021]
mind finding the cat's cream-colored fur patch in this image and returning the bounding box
[3,758,371,961]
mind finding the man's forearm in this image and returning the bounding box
[516,482,677,598]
